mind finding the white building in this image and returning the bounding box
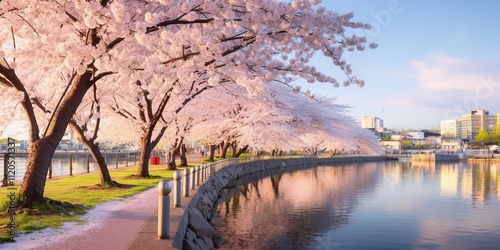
[408,131,425,140]
[441,138,464,152]
[440,119,461,138]
[59,129,83,150]
[361,116,384,129]
[381,140,401,150]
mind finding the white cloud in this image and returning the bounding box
[411,54,500,91]
[368,54,500,128]
[409,53,500,120]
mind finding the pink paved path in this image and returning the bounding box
[2,187,158,250]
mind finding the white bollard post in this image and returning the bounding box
[191,167,197,190]
[183,168,190,197]
[157,180,172,239]
[173,170,182,208]
[196,166,201,186]
[200,165,204,182]
[203,165,207,180]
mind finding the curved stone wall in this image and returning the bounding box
[172,156,391,249]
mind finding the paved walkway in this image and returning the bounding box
[128,188,198,250]
[1,156,206,250]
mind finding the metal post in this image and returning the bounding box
[157,180,172,239]
[87,154,90,173]
[191,167,197,190]
[183,168,190,197]
[116,152,119,169]
[126,152,129,167]
[69,154,73,176]
[173,170,182,207]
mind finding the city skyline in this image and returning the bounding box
[295,1,500,130]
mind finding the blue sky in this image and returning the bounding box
[297,0,500,130]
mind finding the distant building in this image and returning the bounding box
[361,116,383,129]
[460,110,499,141]
[441,138,464,152]
[440,119,461,138]
[408,131,425,141]
[381,140,401,150]
[59,129,82,151]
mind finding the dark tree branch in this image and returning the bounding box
[89,71,115,85]
[30,97,51,114]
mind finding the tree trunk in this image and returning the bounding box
[208,145,216,161]
[69,122,113,186]
[167,138,182,170]
[220,140,230,159]
[19,72,95,207]
[82,140,112,185]
[217,142,224,158]
[233,145,249,158]
[137,126,167,177]
[180,144,188,167]
[230,142,237,158]
[19,139,57,206]
[138,135,154,177]
[167,150,177,170]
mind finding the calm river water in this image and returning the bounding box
[216,161,500,250]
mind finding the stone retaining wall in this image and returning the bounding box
[172,156,391,249]
[411,153,460,162]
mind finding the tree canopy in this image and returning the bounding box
[0,0,380,206]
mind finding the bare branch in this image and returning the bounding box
[30,97,51,114]
[15,14,40,36]
[89,71,115,85]
[11,27,16,50]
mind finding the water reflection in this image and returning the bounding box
[217,163,380,249]
[216,161,500,249]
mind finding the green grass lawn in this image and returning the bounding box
[0,163,195,243]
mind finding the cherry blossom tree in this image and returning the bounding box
[190,81,382,156]
[0,0,375,206]
[104,0,376,176]
[0,1,115,206]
